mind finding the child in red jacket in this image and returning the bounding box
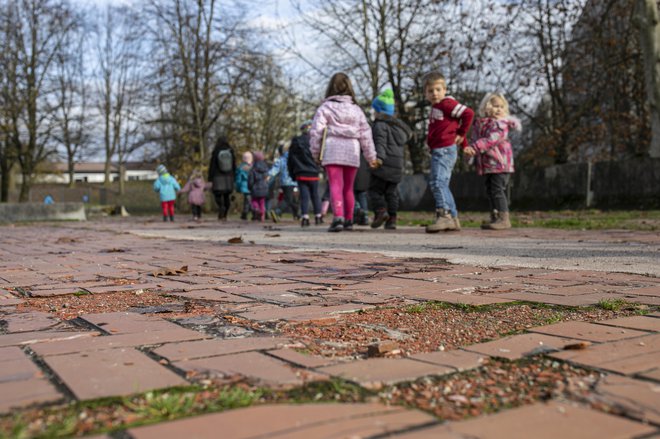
[423,71,474,233]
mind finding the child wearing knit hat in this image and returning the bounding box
[368,89,412,230]
[153,164,181,221]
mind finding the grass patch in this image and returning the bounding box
[596,298,629,311]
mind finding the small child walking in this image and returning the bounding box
[423,71,474,233]
[465,92,521,230]
[248,151,269,221]
[287,120,322,227]
[153,164,181,222]
[369,89,412,230]
[309,72,379,232]
[179,169,210,222]
[235,151,253,220]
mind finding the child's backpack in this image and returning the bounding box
[217,149,233,173]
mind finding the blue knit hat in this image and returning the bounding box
[156,164,168,175]
[372,89,395,116]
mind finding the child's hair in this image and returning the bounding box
[423,71,446,90]
[242,151,253,164]
[478,92,510,118]
[190,169,202,178]
[325,72,356,104]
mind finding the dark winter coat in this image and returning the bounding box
[208,144,236,193]
[353,154,370,192]
[287,133,320,179]
[248,160,270,198]
[371,114,412,183]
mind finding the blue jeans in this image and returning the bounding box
[429,146,458,217]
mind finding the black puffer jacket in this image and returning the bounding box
[248,160,270,198]
[287,133,320,179]
[371,115,412,183]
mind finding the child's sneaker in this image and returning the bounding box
[343,219,354,231]
[315,215,323,225]
[301,217,310,227]
[328,217,344,232]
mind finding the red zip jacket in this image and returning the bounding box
[427,96,474,149]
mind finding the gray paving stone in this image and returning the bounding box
[528,321,648,342]
[128,403,435,439]
[4,311,60,333]
[463,333,582,360]
[31,327,208,356]
[318,358,454,389]
[0,354,43,383]
[153,337,292,362]
[43,348,187,400]
[174,351,323,386]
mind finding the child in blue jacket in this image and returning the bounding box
[153,164,181,222]
[235,151,253,220]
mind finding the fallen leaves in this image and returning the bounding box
[150,266,188,277]
[228,236,243,244]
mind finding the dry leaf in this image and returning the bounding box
[563,341,592,350]
[228,236,243,244]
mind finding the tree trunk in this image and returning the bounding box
[0,158,9,202]
[19,172,31,202]
[637,0,660,158]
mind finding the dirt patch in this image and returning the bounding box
[279,304,644,358]
[15,291,215,320]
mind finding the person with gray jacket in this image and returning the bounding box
[368,89,412,230]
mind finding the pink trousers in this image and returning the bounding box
[325,165,358,220]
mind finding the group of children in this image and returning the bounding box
[153,70,520,231]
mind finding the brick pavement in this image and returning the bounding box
[0,220,658,437]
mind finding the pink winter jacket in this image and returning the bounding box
[309,95,377,167]
[180,177,211,206]
[470,116,521,175]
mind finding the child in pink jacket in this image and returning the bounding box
[179,169,211,222]
[310,72,379,232]
[465,92,521,230]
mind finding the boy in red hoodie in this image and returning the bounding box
[424,71,474,232]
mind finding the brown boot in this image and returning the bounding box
[384,215,397,230]
[484,211,511,230]
[426,209,455,233]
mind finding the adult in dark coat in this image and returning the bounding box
[369,89,412,229]
[208,136,236,220]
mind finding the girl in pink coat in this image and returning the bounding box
[465,92,521,230]
[310,72,379,232]
[179,169,211,222]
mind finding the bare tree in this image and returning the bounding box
[636,0,660,158]
[53,22,89,188]
[0,0,76,201]
[145,0,262,170]
[94,5,144,188]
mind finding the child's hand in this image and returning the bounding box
[464,146,476,157]
[369,159,382,169]
[455,135,464,145]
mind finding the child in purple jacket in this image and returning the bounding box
[309,72,379,232]
[465,92,521,230]
[179,169,211,222]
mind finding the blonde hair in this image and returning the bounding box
[478,93,510,118]
[423,71,446,90]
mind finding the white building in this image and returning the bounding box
[37,162,159,184]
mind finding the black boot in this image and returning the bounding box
[385,214,397,230]
[371,209,389,229]
[328,217,344,232]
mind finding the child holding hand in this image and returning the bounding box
[179,169,211,222]
[464,92,521,230]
